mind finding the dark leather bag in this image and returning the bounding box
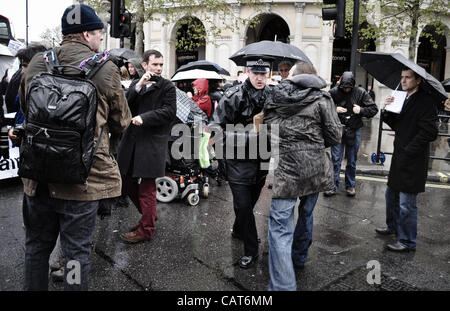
[343,126,357,146]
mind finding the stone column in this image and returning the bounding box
[320,23,331,82]
[231,4,241,76]
[167,39,176,78]
[160,14,168,77]
[206,34,215,62]
[445,43,450,79]
[294,2,305,48]
[206,14,216,62]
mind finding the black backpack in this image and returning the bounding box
[18,48,109,184]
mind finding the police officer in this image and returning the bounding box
[211,58,271,269]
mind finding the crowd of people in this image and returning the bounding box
[0,3,442,291]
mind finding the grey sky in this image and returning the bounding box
[2,0,75,43]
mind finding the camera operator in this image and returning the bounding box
[117,50,176,244]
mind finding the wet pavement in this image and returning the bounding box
[1,117,449,292]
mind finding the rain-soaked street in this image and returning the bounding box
[1,117,450,292]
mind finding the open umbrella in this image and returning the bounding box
[175,87,208,125]
[360,52,447,107]
[109,48,141,60]
[171,69,223,81]
[442,78,450,93]
[229,40,312,68]
[176,60,230,76]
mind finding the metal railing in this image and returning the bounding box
[371,110,450,164]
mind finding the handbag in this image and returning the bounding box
[343,126,357,146]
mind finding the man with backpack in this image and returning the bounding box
[18,4,131,290]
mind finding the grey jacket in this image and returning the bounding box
[126,58,145,80]
[264,74,343,198]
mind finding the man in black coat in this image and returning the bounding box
[211,58,271,269]
[325,71,378,197]
[118,50,176,243]
[375,68,438,252]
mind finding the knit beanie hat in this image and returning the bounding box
[61,4,104,35]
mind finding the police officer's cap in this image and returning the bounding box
[246,58,271,73]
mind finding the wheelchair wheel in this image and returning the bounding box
[156,177,178,202]
[186,193,200,206]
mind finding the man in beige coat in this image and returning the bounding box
[18,4,131,290]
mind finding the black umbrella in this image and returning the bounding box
[176,60,230,76]
[109,48,141,61]
[360,52,447,107]
[229,40,312,68]
[442,78,450,93]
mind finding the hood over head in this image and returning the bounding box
[126,58,145,78]
[339,71,355,89]
[265,74,330,118]
[192,78,209,97]
[288,74,327,90]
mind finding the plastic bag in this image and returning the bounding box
[199,132,211,168]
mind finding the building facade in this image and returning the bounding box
[104,0,450,105]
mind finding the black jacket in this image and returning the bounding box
[211,79,270,185]
[5,69,22,113]
[329,72,378,130]
[383,89,438,193]
[117,78,176,178]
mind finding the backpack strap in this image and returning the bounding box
[43,49,61,74]
[79,50,111,80]
[43,48,86,76]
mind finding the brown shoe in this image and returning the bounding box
[346,188,356,197]
[120,231,149,244]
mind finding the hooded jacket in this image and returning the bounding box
[126,58,145,80]
[264,74,343,198]
[329,71,378,130]
[192,78,212,117]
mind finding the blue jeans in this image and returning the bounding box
[268,193,319,291]
[385,186,417,249]
[331,129,361,190]
[23,186,99,291]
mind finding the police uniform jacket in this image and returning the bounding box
[211,79,269,185]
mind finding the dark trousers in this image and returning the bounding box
[229,179,266,256]
[122,175,157,239]
[23,186,99,291]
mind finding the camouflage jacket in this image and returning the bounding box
[264,74,343,198]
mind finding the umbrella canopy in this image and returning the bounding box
[171,69,223,81]
[109,48,141,60]
[229,40,312,69]
[175,87,208,125]
[442,78,450,93]
[176,60,230,76]
[360,52,447,107]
